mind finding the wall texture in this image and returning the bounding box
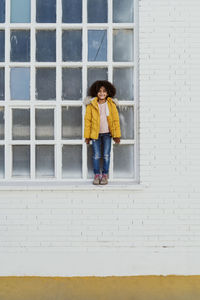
[0,0,200,278]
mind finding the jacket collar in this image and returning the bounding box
[84,96,119,106]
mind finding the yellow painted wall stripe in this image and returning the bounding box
[0,276,200,300]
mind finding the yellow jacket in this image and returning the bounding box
[84,97,121,140]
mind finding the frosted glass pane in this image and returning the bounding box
[87,68,108,90]
[11,0,30,23]
[0,146,4,178]
[88,30,107,61]
[10,68,30,100]
[35,109,54,140]
[0,68,4,100]
[0,30,5,62]
[0,0,5,23]
[36,68,56,100]
[113,145,134,178]
[62,145,82,178]
[113,68,133,100]
[113,29,133,62]
[0,107,4,139]
[36,0,56,23]
[62,30,82,61]
[88,0,107,23]
[62,68,82,100]
[113,0,134,23]
[62,106,82,139]
[119,106,134,139]
[12,109,30,140]
[62,0,82,23]
[36,30,56,62]
[36,145,54,177]
[10,30,30,62]
[12,145,30,177]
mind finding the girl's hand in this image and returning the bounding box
[85,138,91,144]
[113,137,120,144]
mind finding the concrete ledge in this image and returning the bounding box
[0,181,148,191]
[0,250,200,276]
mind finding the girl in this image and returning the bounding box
[84,80,121,185]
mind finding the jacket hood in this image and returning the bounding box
[83,96,119,106]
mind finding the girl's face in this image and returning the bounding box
[97,86,108,101]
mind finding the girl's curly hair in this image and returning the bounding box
[88,80,116,98]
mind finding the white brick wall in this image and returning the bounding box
[1,0,200,275]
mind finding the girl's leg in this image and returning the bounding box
[102,133,111,175]
[92,137,101,175]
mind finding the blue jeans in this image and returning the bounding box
[92,133,111,175]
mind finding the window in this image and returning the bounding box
[0,0,138,182]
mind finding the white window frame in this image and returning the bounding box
[0,0,140,186]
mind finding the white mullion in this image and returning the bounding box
[62,140,83,145]
[61,100,82,106]
[4,0,11,180]
[82,0,87,180]
[108,0,113,180]
[55,0,62,180]
[118,101,135,106]
[34,140,60,145]
[112,23,134,29]
[30,0,36,180]
[134,0,139,183]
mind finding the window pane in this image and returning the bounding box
[0,145,4,178]
[36,145,54,177]
[113,29,133,62]
[36,30,56,62]
[62,30,82,61]
[36,68,56,100]
[0,68,4,100]
[87,68,108,91]
[0,0,5,23]
[62,68,82,100]
[113,0,134,23]
[119,106,134,139]
[88,30,107,61]
[12,109,30,140]
[62,145,82,178]
[113,68,133,100]
[62,0,82,23]
[87,0,107,23]
[12,145,30,177]
[36,0,56,23]
[0,30,5,62]
[10,30,30,62]
[0,107,4,139]
[113,144,134,178]
[11,0,30,23]
[35,109,54,140]
[10,68,30,100]
[62,106,82,139]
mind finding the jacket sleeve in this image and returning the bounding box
[112,104,121,138]
[84,104,92,139]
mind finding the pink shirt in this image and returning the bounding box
[98,102,109,133]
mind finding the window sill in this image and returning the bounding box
[0,181,148,191]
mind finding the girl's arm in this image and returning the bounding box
[84,104,92,139]
[112,104,121,138]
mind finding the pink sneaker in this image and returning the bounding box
[100,174,108,185]
[93,174,100,185]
